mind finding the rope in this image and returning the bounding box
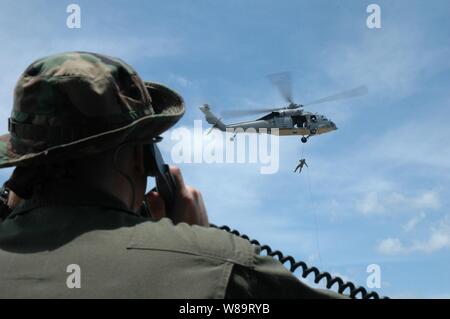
[301,143,323,267]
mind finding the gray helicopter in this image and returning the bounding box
[200,72,367,143]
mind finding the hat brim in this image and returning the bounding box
[0,82,184,168]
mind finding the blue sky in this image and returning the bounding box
[0,0,449,298]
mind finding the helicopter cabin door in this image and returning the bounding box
[273,116,293,128]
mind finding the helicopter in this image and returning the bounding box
[200,72,368,143]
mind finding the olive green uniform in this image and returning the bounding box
[0,182,341,299]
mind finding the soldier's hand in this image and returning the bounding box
[145,166,209,226]
[7,190,22,209]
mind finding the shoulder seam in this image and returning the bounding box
[126,246,251,267]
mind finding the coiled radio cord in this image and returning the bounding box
[211,224,389,299]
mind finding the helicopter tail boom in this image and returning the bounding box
[199,104,226,131]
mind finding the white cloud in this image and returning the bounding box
[356,190,440,215]
[413,219,450,254]
[387,191,441,211]
[403,212,426,232]
[356,192,384,214]
[377,214,450,255]
[376,238,405,255]
[415,192,440,209]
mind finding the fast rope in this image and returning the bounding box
[301,143,323,267]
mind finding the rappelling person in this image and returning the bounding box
[294,158,308,174]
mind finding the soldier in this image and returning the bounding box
[0,52,343,298]
[294,158,308,174]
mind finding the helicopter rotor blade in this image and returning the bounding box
[267,72,294,104]
[303,85,368,107]
[221,107,280,118]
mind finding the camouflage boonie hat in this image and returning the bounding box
[0,51,184,167]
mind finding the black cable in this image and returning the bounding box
[210,223,389,299]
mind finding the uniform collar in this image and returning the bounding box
[9,179,135,218]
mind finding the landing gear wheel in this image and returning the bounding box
[301,137,308,143]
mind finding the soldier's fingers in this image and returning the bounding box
[7,190,22,210]
[197,192,209,226]
[146,191,166,221]
[169,166,186,192]
[186,187,208,226]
